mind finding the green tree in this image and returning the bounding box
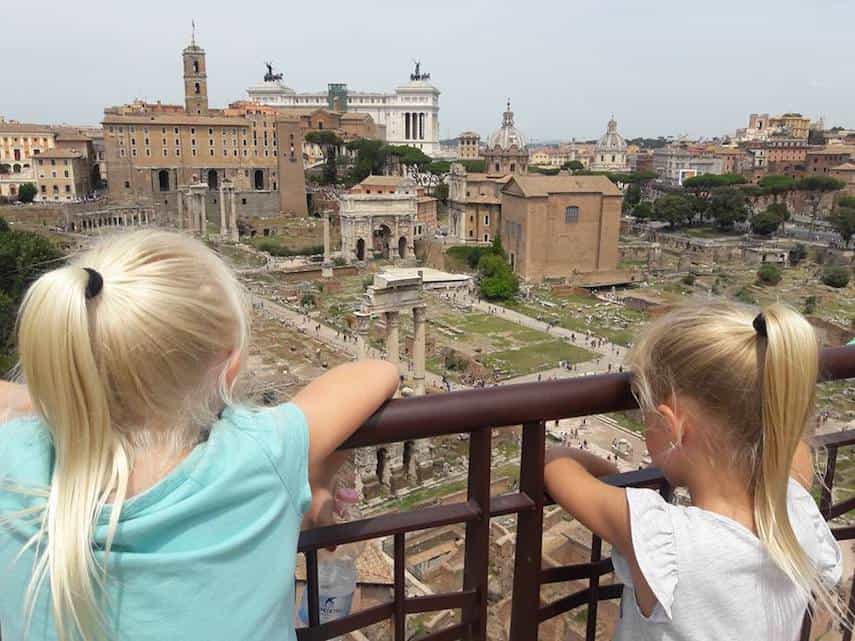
[346,139,389,184]
[631,201,654,220]
[788,243,808,266]
[0,227,63,366]
[18,182,37,203]
[796,175,845,231]
[476,244,518,301]
[750,202,789,236]
[838,196,855,209]
[491,234,507,258]
[829,205,855,247]
[759,175,796,202]
[682,173,747,201]
[820,265,850,288]
[653,194,694,229]
[708,187,749,230]
[562,160,584,174]
[750,209,783,236]
[756,263,782,286]
[623,184,642,212]
[803,295,818,315]
[305,130,344,185]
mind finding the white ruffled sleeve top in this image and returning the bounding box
[611,479,843,641]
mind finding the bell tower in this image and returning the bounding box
[183,22,208,115]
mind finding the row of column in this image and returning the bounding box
[77,210,150,231]
[177,184,208,234]
[218,182,239,242]
[353,307,426,396]
[404,112,426,141]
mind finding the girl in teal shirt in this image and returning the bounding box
[0,229,399,641]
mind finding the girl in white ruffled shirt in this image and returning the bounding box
[544,302,846,641]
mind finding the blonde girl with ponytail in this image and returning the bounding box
[545,301,846,640]
[0,229,399,641]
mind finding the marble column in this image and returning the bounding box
[229,187,238,242]
[219,182,227,237]
[322,212,333,278]
[177,192,184,230]
[355,312,371,361]
[412,306,426,396]
[384,310,400,374]
[199,195,207,237]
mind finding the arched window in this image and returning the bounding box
[207,169,218,190]
[565,206,579,224]
[194,82,200,95]
[158,169,170,192]
[254,170,264,190]
[192,60,199,73]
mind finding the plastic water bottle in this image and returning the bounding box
[299,488,363,636]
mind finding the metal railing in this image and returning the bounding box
[297,344,855,641]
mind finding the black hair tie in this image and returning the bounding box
[83,268,103,300]
[753,312,767,337]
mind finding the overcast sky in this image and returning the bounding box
[4,0,853,142]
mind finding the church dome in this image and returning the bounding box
[596,117,627,152]
[487,101,527,150]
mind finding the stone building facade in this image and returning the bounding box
[349,175,437,238]
[0,121,55,200]
[652,146,724,186]
[590,117,629,172]
[482,101,528,176]
[339,177,417,262]
[447,164,510,243]
[247,62,441,156]
[102,36,282,221]
[34,147,93,202]
[102,35,384,223]
[500,175,622,282]
[457,131,481,160]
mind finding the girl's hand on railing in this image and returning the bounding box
[0,381,33,425]
[302,486,337,551]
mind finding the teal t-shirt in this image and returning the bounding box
[0,403,312,641]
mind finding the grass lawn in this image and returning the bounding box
[484,340,595,377]
[215,243,266,268]
[608,411,645,435]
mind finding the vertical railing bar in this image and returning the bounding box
[394,533,406,641]
[509,420,546,641]
[306,549,321,629]
[462,427,492,641]
[799,603,813,641]
[585,536,603,641]
[819,445,838,519]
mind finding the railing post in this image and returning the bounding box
[819,445,838,519]
[394,533,406,641]
[462,427,492,641]
[586,536,603,641]
[509,420,546,641]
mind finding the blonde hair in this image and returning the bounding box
[627,301,844,623]
[10,229,249,641]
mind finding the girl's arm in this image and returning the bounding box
[544,447,658,616]
[293,360,399,474]
[544,447,629,549]
[0,381,33,424]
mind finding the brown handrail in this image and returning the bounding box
[341,345,855,448]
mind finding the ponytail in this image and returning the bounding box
[753,305,816,592]
[17,266,130,641]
